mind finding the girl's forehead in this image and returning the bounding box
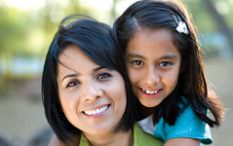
[128,28,175,47]
[126,28,180,57]
[130,27,174,42]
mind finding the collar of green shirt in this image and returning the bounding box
[79,124,162,146]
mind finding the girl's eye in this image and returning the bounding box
[129,59,144,67]
[159,61,173,68]
[96,72,112,81]
[66,79,80,88]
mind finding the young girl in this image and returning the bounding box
[113,0,224,146]
[42,15,163,146]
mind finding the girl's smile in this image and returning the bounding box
[140,87,162,97]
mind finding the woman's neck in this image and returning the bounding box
[84,129,133,146]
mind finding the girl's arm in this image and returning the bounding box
[49,135,79,146]
[48,135,79,146]
[48,135,66,146]
[164,138,199,146]
[157,105,212,146]
[139,105,212,146]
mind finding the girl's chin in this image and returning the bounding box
[141,100,160,108]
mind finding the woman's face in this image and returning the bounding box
[126,28,181,108]
[57,45,127,136]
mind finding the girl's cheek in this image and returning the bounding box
[128,69,141,83]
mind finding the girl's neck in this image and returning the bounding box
[85,129,133,146]
[141,105,155,117]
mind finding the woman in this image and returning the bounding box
[42,15,163,146]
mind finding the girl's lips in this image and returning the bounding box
[139,87,162,98]
[82,104,110,116]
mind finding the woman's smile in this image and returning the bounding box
[82,104,111,117]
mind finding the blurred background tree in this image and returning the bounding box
[0,0,232,74]
[0,0,232,89]
[183,0,233,58]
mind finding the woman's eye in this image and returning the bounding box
[96,72,112,81]
[66,80,80,88]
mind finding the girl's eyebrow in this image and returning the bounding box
[127,53,177,59]
[127,53,145,59]
[159,54,177,59]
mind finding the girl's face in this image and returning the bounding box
[57,45,127,137]
[126,28,181,107]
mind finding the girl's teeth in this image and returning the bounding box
[143,89,158,94]
[84,105,108,116]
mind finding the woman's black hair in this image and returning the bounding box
[42,15,136,144]
[113,0,224,126]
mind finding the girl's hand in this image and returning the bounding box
[164,138,200,146]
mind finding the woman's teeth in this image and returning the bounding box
[83,105,109,116]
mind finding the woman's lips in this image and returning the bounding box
[82,104,110,116]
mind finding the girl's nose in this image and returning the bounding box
[144,66,160,86]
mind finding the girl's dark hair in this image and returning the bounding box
[113,0,224,126]
[42,15,136,144]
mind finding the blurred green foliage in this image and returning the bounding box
[0,6,28,56]
[0,0,90,59]
[184,0,233,32]
[0,0,232,77]
[183,0,215,32]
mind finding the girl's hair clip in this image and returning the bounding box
[176,21,189,34]
[173,15,189,35]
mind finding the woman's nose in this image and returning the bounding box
[82,82,103,102]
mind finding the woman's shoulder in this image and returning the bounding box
[133,124,163,146]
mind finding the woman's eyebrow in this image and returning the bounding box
[62,73,79,81]
[93,66,105,72]
[58,60,80,81]
[60,64,105,81]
